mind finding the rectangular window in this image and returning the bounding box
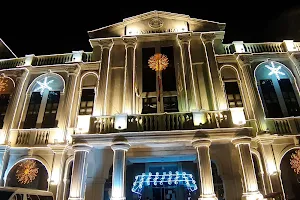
[163,96,179,112]
[24,92,42,129]
[79,89,95,115]
[224,82,243,108]
[142,47,156,92]
[0,94,10,128]
[142,97,157,114]
[260,79,283,118]
[41,91,60,128]
[161,46,177,91]
[278,79,300,116]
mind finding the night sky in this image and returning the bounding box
[1,2,300,57]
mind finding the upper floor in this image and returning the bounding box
[0,11,299,148]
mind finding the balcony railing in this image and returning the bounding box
[243,42,284,53]
[9,128,63,147]
[32,54,73,66]
[266,117,300,135]
[0,57,25,69]
[88,111,233,134]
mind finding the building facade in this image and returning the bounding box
[0,11,300,200]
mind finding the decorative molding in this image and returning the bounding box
[236,54,253,66]
[200,33,216,43]
[148,17,164,29]
[98,39,114,49]
[177,33,192,45]
[192,139,211,148]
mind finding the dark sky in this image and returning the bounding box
[2,2,300,57]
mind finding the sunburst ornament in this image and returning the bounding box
[148,53,169,72]
[0,78,9,92]
[290,150,300,174]
[16,160,39,184]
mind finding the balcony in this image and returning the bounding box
[266,117,300,135]
[84,110,237,134]
[9,128,65,147]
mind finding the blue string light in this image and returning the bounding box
[131,171,198,195]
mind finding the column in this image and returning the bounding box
[94,39,114,116]
[232,137,264,200]
[257,137,283,195]
[58,67,80,140]
[192,139,217,200]
[3,69,30,131]
[177,33,201,111]
[68,144,92,200]
[122,37,137,115]
[0,146,10,186]
[111,142,130,200]
[200,33,227,110]
[236,55,267,132]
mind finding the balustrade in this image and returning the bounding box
[88,111,232,134]
[9,128,62,147]
[0,58,25,69]
[266,117,300,135]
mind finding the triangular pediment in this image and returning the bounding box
[88,11,226,39]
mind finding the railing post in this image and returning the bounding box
[288,118,299,134]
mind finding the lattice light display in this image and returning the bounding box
[131,171,198,195]
[148,53,169,72]
[290,150,300,174]
[16,160,39,184]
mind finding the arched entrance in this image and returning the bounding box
[281,148,300,200]
[6,159,49,190]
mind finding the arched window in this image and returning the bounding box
[0,76,15,128]
[78,73,97,116]
[23,74,64,128]
[6,159,49,190]
[221,66,243,108]
[255,61,300,118]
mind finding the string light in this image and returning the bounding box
[131,171,198,195]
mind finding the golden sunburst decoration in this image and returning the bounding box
[148,53,169,72]
[16,160,39,184]
[0,78,9,92]
[290,150,300,174]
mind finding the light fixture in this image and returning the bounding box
[114,114,128,130]
[34,77,54,95]
[192,110,206,126]
[229,107,246,125]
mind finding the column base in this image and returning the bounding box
[198,194,218,200]
[110,197,126,200]
[241,192,264,200]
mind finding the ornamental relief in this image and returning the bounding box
[148,17,164,29]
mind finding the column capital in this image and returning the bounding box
[98,39,114,49]
[177,33,192,45]
[111,142,130,151]
[200,33,216,43]
[64,65,80,75]
[72,144,92,152]
[122,36,137,48]
[291,52,300,62]
[192,139,211,148]
[231,137,252,146]
[236,54,253,66]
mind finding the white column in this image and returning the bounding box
[236,55,267,133]
[68,144,92,200]
[177,33,201,111]
[94,39,114,116]
[232,137,264,200]
[0,145,10,186]
[110,142,130,200]
[201,33,227,110]
[122,37,137,115]
[192,139,217,200]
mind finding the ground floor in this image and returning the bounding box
[0,129,300,200]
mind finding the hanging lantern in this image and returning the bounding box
[290,150,300,174]
[148,53,169,72]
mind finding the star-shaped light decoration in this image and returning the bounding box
[265,61,285,80]
[34,77,54,95]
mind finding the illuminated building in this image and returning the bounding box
[0,10,300,200]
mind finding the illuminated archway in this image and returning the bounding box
[6,158,49,190]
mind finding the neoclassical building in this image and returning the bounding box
[0,10,300,200]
